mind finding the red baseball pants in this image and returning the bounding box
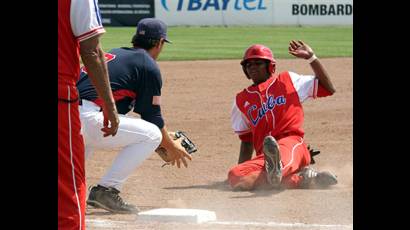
[58,86,85,230]
[228,135,311,190]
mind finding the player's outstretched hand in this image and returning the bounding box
[101,105,120,137]
[288,40,315,60]
[167,141,192,168]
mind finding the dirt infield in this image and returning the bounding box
[85,58,353,229]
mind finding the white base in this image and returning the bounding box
[137,208,217,223]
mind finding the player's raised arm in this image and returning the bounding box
[288,40,336,94]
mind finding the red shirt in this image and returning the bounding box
[231,71,332,155]
[58,0,105,100]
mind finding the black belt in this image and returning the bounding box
[58,97,79,104]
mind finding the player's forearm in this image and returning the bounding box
[80,36,116,109]
[238,141,253,164]
[310,58,336,94]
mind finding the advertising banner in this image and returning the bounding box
[155,0,352,26]
[99,0,155,26]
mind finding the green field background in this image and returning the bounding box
[101,26,352,61]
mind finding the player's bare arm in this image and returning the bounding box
[159,126,192,168]
[79,35,120,137]
[238,141,253,164]
[288,40,336,94]
[309,58,336,94]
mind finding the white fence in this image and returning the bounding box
[155,0,353,26]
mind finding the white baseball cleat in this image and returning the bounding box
[299,166,338,188]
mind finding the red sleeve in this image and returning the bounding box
[239,132,252,142]
[317,83,333,97]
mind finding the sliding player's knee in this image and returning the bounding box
[228,167,260,190]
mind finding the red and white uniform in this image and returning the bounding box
[228,71,332,188]
[58,0,104,229]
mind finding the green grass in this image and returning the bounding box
[101,26,352,61]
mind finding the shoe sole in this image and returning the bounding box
[263,136,282,187]
[86,200,139,214]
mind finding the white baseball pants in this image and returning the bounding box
[79,100,162,191]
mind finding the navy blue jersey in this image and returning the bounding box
[77,47,164,128]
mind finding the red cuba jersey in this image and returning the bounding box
[231,71,331,155]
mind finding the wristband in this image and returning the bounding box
[308,54,317,64]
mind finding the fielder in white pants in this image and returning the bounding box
[80,100,162,191]
[75,18,192,213]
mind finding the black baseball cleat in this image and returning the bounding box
[298,167,338,188]
[87,185,139,214]
[263,136,283,188]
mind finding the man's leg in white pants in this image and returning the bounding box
[98,136,161,191]
[94,115,162,191]
[81,102,163,213]
[87,115,162,213]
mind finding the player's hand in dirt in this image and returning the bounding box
[288,40,315,60]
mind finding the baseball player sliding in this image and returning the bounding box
[229,41,338,190]
[77,18,192,214]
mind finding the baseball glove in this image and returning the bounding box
[155,131,197,166]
